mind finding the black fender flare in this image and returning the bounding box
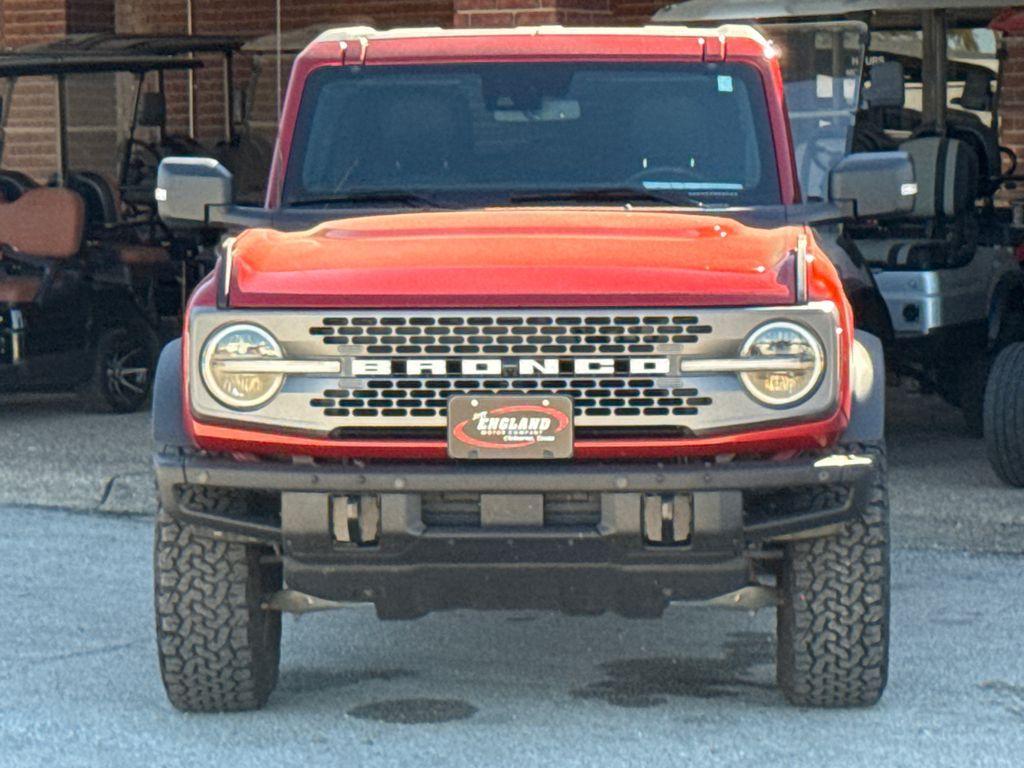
[841,330,886,445]
[987,270,1024,349]
[152,338,191,449]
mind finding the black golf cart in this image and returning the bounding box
[0,52,207,411]
[658,0,1024,484]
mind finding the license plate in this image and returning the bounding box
[447,395,574,460]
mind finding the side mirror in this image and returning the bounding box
[829,151,916,219]
[156,157,234,229]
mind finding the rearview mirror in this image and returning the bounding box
[829,151,916,219]
[156,157,233,229]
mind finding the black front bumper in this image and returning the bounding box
[155,451,875,618]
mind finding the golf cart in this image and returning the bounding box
[0,54,204,410]
[657,0,1024,484]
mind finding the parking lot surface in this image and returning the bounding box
[3,509,1024,768]
[2,386,1024,767]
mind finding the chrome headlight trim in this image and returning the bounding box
[200,323,285,410]
[738,320,825,407]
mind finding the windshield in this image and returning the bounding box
[282,61,782,208]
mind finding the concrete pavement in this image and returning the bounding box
[2,507,1023,767]
[2,384,1024,767]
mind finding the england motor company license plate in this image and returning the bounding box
[447,395,574,460]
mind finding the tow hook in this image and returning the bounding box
[262,590,352,614]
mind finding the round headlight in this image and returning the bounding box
[200,324,284,409]
[739,321,824,406]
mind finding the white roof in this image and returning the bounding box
[656,0,1019,23]
[311,24,769,47]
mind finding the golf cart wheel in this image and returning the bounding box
[79,323,157,413]
[776,442,890,708]
[984,343,1024,486]
[155,490,282,713]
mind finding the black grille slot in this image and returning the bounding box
[420,493,602,529]
[311,312,711,356]
[421,492,481,528]
[544,492,601,527]
[311,376,712,422]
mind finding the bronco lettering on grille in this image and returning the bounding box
[350,357,671,377]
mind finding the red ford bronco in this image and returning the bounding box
[152,25,915,712]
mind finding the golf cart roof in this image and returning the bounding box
[22,33,244,57]
[242,25,337,55]
[0,53,201,78]
[655,0,1022,28]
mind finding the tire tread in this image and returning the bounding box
[984,342,1024,486]
[154,489,281,713]
[777,442,890,708]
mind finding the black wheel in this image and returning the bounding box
[983,343,1024,486]
[154,487,282,713]
[776,442,890,708]
[79,323,157,413]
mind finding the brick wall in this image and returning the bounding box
[1001,36,1024,178]
[451,0,660,27]
[66,0,114,33]
[1,1,68,181]
[453,1,611,28]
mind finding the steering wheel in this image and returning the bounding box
[126,138,162,168]
[1001,146,1019,178]
[160,135,209,157]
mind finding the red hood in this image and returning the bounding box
[227,209,802,309]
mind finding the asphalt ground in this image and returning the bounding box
[2,511,1023,767]
[2,386,1024,766]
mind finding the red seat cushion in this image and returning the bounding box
[0,187,84,259]
[0,275,41,304]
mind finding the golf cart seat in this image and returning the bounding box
[879,136,979,270]
[854,61,920,150]
[67,171,120,230]
[945,115,1001,197]
[0,170,39,202]
[64,170,171,268]
[0,187,85,304]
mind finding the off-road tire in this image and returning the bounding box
[983,343,1024,486]
[776,442,890,708]
[154,488,282,712]
[79,322,158,413]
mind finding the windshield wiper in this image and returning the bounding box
[507,186,712,208]
[287,190,450,209]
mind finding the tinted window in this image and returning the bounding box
[284,62,781,207]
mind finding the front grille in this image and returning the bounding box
[188,304,842,438]
[312,377,711,421]
[310,312,712,356]
[306,310,715,428]
[422,492,601,528]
